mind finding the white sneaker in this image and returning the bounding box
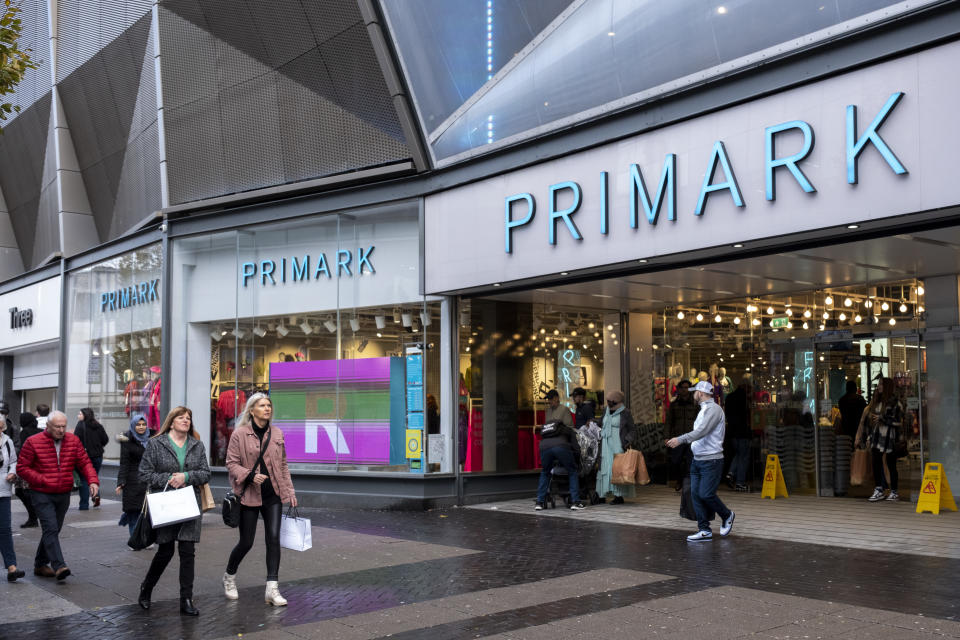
[720,511,735,537]
[265,581,287,606]
[223,572,238,600]
[868,487,886,502]
[534,502,544,511]
[886,490,900,501]
[686,530,712,542]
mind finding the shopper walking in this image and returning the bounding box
[724,376,753,491]
[1,417,25,581]
[74,408,108,510]
[17,411,99,580]
[596,390,637,504]
[838,381,867,439]
[138,407,211,616]
[856,377,905,502]
[14,411,40,527]
[224,393,297,606]
[0,401,18,449]
[115,414,150,540]
[666,381,735,541]
[664,380,697,489]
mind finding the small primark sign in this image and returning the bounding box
[240,247,375,287]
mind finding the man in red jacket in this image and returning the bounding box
[17,411,99,581]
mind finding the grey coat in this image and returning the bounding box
[138,434,211,544]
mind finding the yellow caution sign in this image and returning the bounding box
[761,454,789,500]
[916,462,957,515]
[405,429,422,459]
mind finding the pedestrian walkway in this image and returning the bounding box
[1,492,959,639]
[470,485,960,559]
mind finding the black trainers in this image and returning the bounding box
[534,502,544,511]
[569,502,586,510]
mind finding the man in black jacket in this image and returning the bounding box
[665,380,697,489]
[724,376,753,491]
[838,381,867,439]
[571,387,596,427]
[535,419,584,511]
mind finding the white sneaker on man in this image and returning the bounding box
[868,487,886,502]
[720,511,735,536]
[886,490,900,501]
[686,530,712,542]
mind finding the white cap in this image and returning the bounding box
[691,380,714,394]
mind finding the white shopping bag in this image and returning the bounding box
[280,509,312,551]
[146,485,201,528]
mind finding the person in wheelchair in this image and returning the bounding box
[535,390,584,511]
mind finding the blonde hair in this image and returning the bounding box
[237,393,272,430]
[154,406,201,440]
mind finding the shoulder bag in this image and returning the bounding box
[222,427,271,528]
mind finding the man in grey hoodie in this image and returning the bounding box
[666,380,735,541]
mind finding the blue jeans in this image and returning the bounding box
[31,491,70,570]
[690,458,731,533]
[728,438,751,485]
[78,457,102,509]
[0,496,16,568]
[537,447,579,504]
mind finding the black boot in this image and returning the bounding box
[180,598,199,616]
[20,519,38,528]
[138,582,152,610]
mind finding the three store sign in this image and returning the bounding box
[504,92,907,253]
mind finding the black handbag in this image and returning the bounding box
[222,427,271,528]
[127,497,156,550]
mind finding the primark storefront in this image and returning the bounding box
[38,1,960,506]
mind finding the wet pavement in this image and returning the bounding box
[0,493,958,639]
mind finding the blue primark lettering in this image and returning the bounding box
[504,193,535,253]
[108,291,116,310]
[314,253,331,279]
[281,258,286,283]
[99,279,160,310]
[765,120,816,200]
[292,256,309,281]
[630,154,676,227]
[120,288,131,308]
[261,260,276,285]
[600,172,609,235]
[357,246,375,274]
[241,262,256,287]
[337,250,352,276]
[695,141,744,216]
[847,91,907,185]
[547,181,582,245]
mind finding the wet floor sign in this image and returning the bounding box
[916,463,957,515]
[761,454,789,500]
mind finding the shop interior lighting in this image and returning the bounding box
[695,313,704,322]
[803,309,812,318]
[276,324,290,337]
[899,302,908,313]
[376,331,383,338]
[881,301,890,311]
[349,318,361,332]
[151,335,160,347]
[733,316,741,325]
[802,322,809,329]
[401,313,413,327]
[252,326,267,338]
[375,315,387,329]
[752,318,761,326]
[233,327,247,340]
[822,311,830,319]
[393,309,401,323]
[321,318,336,334]
[819,324,826,330]
[140,337,150,349]
[854,314,862,323]
[420,311,432,327]
[714,314,722,323]
[865,299,873,308]
[357,338,368,353]
[746,303,758,313]
[919,305,925,313]
[843,297,853,307]
[300,319,314,335]
[785,308,792,316]
[889,318,897,326]
[766,306,774,315]
[838,313,847,322]
[917,285,925,296]
[118,339,128,350]
[676,311,684,320]
[824,295,834,306]
[91,345,100,356]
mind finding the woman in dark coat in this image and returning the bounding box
[137,406,210,616]
[74,407,108,510]
[116,414,150,539]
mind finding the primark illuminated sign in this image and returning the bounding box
[504,92,907,253]
[240,246,375,287]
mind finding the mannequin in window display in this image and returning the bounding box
[124,374,142,417]
[147,367,162,431]
[708,364,724,405]
[719,367,734,395]
[689,368,699,385]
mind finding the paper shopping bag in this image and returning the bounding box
[146,485,201,528]
[612,449,640,485]
[200,483,216,512]
[280,510,312,552]
[635,450,651,485]
[850,449,870,486]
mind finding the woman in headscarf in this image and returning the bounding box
[595,390,637,504]
[116,414,151,540]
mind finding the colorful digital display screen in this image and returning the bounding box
[270,358,400,464]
